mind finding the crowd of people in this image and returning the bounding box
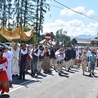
[0,42,98,94]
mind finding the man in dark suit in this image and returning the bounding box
[50,46,57,71]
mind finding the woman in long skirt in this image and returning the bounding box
[80,50,88,75]
[0,47,9,94]
[42,46,51,74]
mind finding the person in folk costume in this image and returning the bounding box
[11,43,20,77]
[42,46,51,74]
[86,47,91,71]
[55,47,65,76]
[64,47,69,70]
[3,47,13,82]
[37,46,44,74]
[65,46,76,71]
[18,44,27,80]
[0,47,10,94]
[50,46,57,71]
[31,44,40,77]
[96,48,98,67]
[25,45,31,72]
[74,48,81,68]
[80,50,88,75]
[89,51,96,77]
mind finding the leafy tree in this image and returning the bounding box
[55,29,71,46]
[35,0,50,43]
[0,0,8,26]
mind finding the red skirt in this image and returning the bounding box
[0,70,9,93]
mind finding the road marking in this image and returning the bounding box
[9,79,34,93]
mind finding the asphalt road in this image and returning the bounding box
[1,66,98,98]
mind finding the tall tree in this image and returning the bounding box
[0,0,8,26]
[7,0,13,28]
[35,0,50,43]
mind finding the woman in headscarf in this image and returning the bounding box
[42,46,51,74]
[80,50,88,75]
[0,47,9,94]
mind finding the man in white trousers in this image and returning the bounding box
[55,48,65,76]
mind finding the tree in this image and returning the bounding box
[35,0,50,43]
[55,29,71,46]
[6,0,15,28]
[0,0,8,26]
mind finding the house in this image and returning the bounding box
[72,38,91,47]
[90,37,98,47]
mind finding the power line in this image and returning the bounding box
[48,4,64,9]
[53,0,98,21]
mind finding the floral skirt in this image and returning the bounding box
[42,57,50,71]
[0,70,9,93]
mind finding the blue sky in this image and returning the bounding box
[43,0,98,36]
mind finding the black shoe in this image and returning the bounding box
[31,71,34,75]
[16,75,18,77]
[58,73,61,76]
[92,73,95,76]
[37,72,41,75]
[12,75,15,77]
[32,74,35,77]
[1,91,4,94]
[23,77,25,80]
[89,74,92,77]
[43,71,48,74]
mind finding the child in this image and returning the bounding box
[89,51,96,77]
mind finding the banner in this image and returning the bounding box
[0,27,34,41]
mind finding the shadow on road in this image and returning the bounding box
[83,74,98,78]
[11,77,39,88]
[62,71,69,75]
[0,94,10,98]
[59,74,69,78]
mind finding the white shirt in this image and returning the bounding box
[30,48,40,59]
[3,51,12,62]
[86,50,91,57]
[21,48,28,55]
[55,54,65,61]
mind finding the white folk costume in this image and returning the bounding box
[37,49,44,74]
[74,49,80,66]
[30,46,40,76]
[55,49,65,75]
[86,49,91,71]
[11,47,20,76]
[3,50,13,81]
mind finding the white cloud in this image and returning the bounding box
[60,6,94,17]
[43,19,98,36]
[87,9,94,16]
[60,8,73,16]
[73,6,85,13]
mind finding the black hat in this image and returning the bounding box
[0,46,4,52]
[2,46,8,50]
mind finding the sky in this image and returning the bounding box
[43,0,98,37]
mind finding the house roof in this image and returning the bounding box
[90,38,98,41]
[75,38,91,44]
